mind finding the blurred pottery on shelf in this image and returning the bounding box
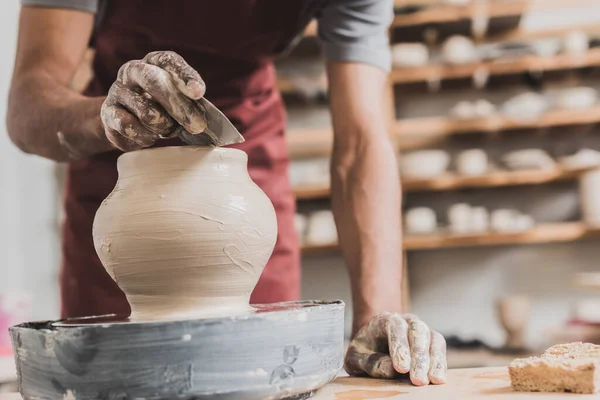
[289,157,330,188]
[490,209,534,233]
[497,295,531,350]
[562,30,589,55]
[405,207,437,235]
[501,92,549,122]
[449,100,495,120]
[530,38,561,57]
[502,149,555,171]
[579,169,600,227]
[392,43,429,68]
[447,203,489,234]
[442,35,478,65]
[470,207,490,233]
[400,150,450,179]
[305,210,338,246]
[560,149,600,170]
[555,87,597,110]
[456,149,489,176]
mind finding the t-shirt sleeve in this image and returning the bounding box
[20,0,98,13]
[317,0,394,72]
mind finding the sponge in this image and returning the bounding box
[509,342,600,394]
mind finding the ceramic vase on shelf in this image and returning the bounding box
[93,146,278,321]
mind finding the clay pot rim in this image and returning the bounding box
[118,145,247,161]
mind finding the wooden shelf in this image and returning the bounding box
[301,242,340,256]
[392,0,528,28]
[294,167,592,200]
[295,185,331,200]
[390,48,600,85]
[286,102,600,156]
[301,222,600,254]
[394,0,445,7]
[404,222,600,250]
[392,0,597,29]
[287,128,333,159]
[394,104,600,137]
[404,167,592,191]
[487,22,600,44]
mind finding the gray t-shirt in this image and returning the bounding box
[21,0,393,72]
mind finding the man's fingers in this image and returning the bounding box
[385,314,411,374]
[408,319,431,386]
[143,51,205,99]
[345,345,398,379]
[101,102,158,148]
[104,127,143,152]
[108,83,176,136]
[117,61,207,133]
[428,331,447,385]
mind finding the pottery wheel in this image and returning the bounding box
[10,300,345,400]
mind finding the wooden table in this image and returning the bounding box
[312,367,600,399]
[2,367,599,399]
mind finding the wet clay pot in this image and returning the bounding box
[93,146,278,321]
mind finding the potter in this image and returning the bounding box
[8,0,447,387]
[93,146,277,320]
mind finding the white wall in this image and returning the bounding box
[0,1,60,319]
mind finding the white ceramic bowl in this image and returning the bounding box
[447,203,473,234]
[306,210,338,245]
[563,31,589,55]
[392,43,429,68]
[442,35,478,65]
[400,150,450,179]
[555,87,597,110]
[405,207,437,234]
[501,92,549,122]
[456,149,488,176]
[502,149,555,171]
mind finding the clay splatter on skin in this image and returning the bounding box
[101,51,208,152]
[344,313,446,384]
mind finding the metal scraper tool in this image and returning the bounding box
[174,98,245,147]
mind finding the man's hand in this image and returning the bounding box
[100,51,207,151]
[344,313,447,385]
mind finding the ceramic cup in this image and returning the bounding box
[405,207,437,234]
[456,149,488,176]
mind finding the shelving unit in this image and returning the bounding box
[392,0,598,28]
[394,104,600,136]
[391,48,600,85]
[294,166,593,200]
[392,0,529,28]
[302,222,600,255]
[283,1,600,259]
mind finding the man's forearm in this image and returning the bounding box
[331,134,404,334]
[7,70,111,162]
[326,62,404,336]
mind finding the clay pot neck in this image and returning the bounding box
[117,146,249,179]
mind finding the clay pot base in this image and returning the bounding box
[52,301,329,327]
[10,300,345,400]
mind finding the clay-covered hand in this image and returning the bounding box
[344,313,447,385]
[101,51,207,151]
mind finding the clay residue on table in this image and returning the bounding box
[334,389,407,399]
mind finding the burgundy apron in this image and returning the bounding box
[61,0,322,318]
